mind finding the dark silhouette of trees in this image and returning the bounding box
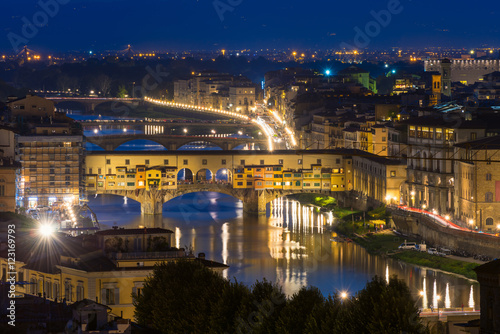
[133,262,427,334]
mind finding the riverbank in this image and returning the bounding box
[350,231,481,280]
[319,203,483,280]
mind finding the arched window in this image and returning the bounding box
[486,218,494,225]
[485,192,493,202]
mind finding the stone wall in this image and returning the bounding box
[390,209,500,259]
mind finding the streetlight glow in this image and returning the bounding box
[39,223,55,238]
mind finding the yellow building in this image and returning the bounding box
[7,94,56,118]
[353,154,406,204]
[301,164,322,190]
[454,136,500,232]
[371,124,389,156]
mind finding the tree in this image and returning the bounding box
[133,260,227,333]
[276,286,325,334]
[95,74,112,96]
[234,279,286,334]
[350,275,427,334]
[116,85,128,98]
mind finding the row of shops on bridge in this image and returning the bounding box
[84,163,355,193]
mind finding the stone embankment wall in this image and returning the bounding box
[390,209,500,259]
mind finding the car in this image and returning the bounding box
[428,248,438,255]
[439,248,451,256]
[398,242,417,250]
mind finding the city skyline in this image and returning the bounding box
[1,0,499,53]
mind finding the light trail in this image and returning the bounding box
[145,97,274,151]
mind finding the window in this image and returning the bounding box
[486,173,492,181]
[471,132,477,140]
[298,159,303,164]
[64,280,72,302]
[202,159,207,165]
[390,171,396,177]
[105,288,115,305]
[89,168,93,174]
[237,182,243,186]
[336,159,340,164]
[317,159,322,164]
[108,168,111,174]
[486,218,494,225]
[106,159,111,165]
[98,168,102,175]
[485,192,493,202]
[145,159,150,165]
[247,181,253,186]
[221,159,226,165]
[164,159,169,165]
[183,159,188,165]
[260,160,264,165]
[279,159,283,164]
[76,284,84,301]
[240,160,245,165]
[127,182,135,187]
[0,185,4,197]
[125,159,130,165]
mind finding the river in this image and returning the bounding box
[88,192,479,309]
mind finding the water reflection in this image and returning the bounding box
[88,193,479,306]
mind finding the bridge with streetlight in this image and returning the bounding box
[85,133,269,151]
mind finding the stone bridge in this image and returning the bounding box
[89,184,339,215]
[86,134,269,150]
[46,97,142,113]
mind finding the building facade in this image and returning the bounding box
[17,134,85,208]
[454,136,500,232]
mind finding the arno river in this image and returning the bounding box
[74,111,478,309]
[88,193,478,309]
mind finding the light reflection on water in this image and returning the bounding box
[88,192,479,307]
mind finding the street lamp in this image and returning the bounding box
[469,219,474,232]
[340,291,348,303]
[183,128,188,134]
[436,295,441,317]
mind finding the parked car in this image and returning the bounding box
[398,242,417,250]
[439,248,451,256]
[428,248,438,255]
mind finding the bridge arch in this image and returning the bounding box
[195,168,213,182]
[176,140,224,151]
[177,168,194,183]
[215,168,232,183]
[115,139,168,151]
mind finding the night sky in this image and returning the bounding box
[0,0,498,53]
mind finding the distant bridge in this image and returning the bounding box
[85,133,269,150]
[46,97,142,112]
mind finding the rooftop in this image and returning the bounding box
[454,135,500,149]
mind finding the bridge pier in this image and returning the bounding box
[243,190,268,215]
[139,189,165,215]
